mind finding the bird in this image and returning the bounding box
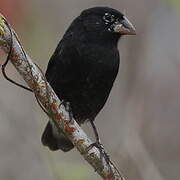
[41,6,136,152]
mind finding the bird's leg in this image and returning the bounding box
[87,119,111,167]
[90,119,99,141]
[90,120,104,162]
[88,119,113,173]
[60,100,73,124]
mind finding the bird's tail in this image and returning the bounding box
[41,121,74,152]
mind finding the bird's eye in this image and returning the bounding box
[103,13,115,24]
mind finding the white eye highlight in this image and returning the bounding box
[103,13,115,24]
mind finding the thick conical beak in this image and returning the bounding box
[113,16,136,35]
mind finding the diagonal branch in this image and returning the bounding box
[0,14,125,180]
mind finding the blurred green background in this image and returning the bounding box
[0,0,180,180]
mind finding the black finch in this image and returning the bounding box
[41,7,136,151]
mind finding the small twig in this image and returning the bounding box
[0,14,125,180]
[0,19,49,116]
[1,19,32,92]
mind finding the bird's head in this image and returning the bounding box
[78,7,136,43]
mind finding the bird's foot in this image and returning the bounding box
[60,100,74,124]
[86,141,110,167]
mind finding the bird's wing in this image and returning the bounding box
[46,41,79,78]
[45,41,63,82]
[45,41,89,97]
